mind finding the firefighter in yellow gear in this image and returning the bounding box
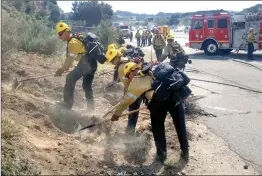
[105,49,142,134]
[247,28,255,60]
[108,43,127,56]
[111,62,189,163]
[107,43,132,82]
[55,21,106,112]
[152,30,166,61]
[160,34,186,70]
[105,48,130,88]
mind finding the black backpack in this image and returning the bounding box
[169,43,189,68]
[141,62,192,104]
[67,32,106,64]
[67,32,104,55]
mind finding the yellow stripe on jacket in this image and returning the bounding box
[114,75,154,116]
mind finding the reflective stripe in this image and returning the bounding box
[127,92,138,100]
[155,82,162,93]
[68,52,78,57]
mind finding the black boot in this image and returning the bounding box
[180,150,189,162]
[155,148,167,164]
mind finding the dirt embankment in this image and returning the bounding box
[1,51,258,175]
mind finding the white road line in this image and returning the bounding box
[202,105,249,113]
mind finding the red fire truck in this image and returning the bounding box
[187,12,262,55]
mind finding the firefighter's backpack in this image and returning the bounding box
[169,43,189,67]
[141,62,192,104]
[67,32,103,54]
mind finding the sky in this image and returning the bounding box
[57,1,260,14]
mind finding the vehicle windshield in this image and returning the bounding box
[121,29,130,33]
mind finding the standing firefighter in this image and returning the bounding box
[145,31,148,46]
[135,30,141,47]
[247,28,255,60]
[130,31,133,42]
[110,62,191,163]
[55,22,107,113]
[152,30,166,61]
[147,30,153,46]
[141,31,147,47]
[160,34,188,71]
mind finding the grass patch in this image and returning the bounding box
[1,119,19,140]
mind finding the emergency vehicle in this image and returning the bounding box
[187,12,262,55]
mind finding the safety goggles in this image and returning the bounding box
[58,29,67,37]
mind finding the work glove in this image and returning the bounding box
[54,68,64,77]
[111,114,119,121]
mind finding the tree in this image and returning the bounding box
[70,1,113,26]
[49,6,60,23]
[155,18,169,26]
[169,14,180,26]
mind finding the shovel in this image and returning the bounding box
[78,106,147,132]
[11,73,57,91]
[11,70,71,91]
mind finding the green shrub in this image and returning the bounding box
[1,9,21,54]
[93,20,120,48]
[19,19,64,55]
[1,6,64,56]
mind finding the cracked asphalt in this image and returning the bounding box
[126,32,262,173]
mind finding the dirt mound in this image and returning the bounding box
[2,51,258,175]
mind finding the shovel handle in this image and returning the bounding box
[101,103,120,118]
[20,73,55,82]
[79,106,147,131]
[19,71,69,82]
[118,106,147,117]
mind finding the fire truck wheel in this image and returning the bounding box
[204,41,218,56]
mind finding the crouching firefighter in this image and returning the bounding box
[110,62,191,163]
[160,34,191,71]
[105,49,143,135]
[107,44,145,83]
[55,22,107,113]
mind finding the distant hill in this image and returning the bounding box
[114,4,262,26]
[240,4,262,14]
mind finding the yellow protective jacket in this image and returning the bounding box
[116,59,130,89]
[152,35,166,49]
[135,32,141,39]
[248,33,255,43]
[160,41,185,62]
[114,74,154,116]
[61,37,87,71]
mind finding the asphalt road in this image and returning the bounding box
[126,32,262,173]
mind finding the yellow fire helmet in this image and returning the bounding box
[124,62,141,76]
[56,22,71,34]
[105,49,119,62]
[166,34,175,40]
[107,43,117,50]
